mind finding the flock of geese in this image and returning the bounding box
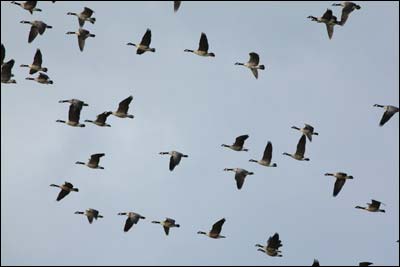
[1,1,399,266]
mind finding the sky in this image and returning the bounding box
[1,1,399,266]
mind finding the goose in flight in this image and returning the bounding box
[118,212,146,232]
[184,32,215,57]
[256,232,283,257]
[56,101,85,127]
[85,112,112,127]
[20,20,52,43]
[221,134,249,152]
[25,72,53,84]
[355,199,385,213]
[159,151,188,171]
[1,59,16,84]
[307,9,340,39]
[324,172,353,197]
[283,135,310,161]
[75,208,103,224]
[249,141,277,167]
[291,123,319,142]
[112,95,134,118]
[224,168,254,190]
[235,52,265,79]
[127,29,156,55]
[151,218,180,236]
[20,49,47,74]
[66,28,95,52]
[75,153,105,169]
[50,182,78,201]
[11,1,41,14]
[332,1,361,26]
[373,104,399,127]
[67,7,96,27]
[197,218,226,239]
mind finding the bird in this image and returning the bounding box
[174,1,181,12]
[50,182,78,201]
[1,59,16,84]
[312,259,320,266]
[56,101,85,127]
[75,208,103,224]
[332,1,361,26]
[235,52,265,79]
[85,112,112,127]
[249,141,277,167]
[1,44,5,66]
[20,49,47,75]
[25,72,53,84]
[184,32,215,57]
[112,95,134,118]
[291,123,319,142]
[11,1,41,14]
[66,28,95,52]
[359,262,373,266]
[67,7,96,27]
[159,151,188,171]
[58,99,89,107]
[75,153,105,169]
[117,212,145,232]
[283,135,310,161]
[256,232,283,257]
[355,199,385,213]
[223,168,254,190]
[221,134,249,151]
[307,9,340,39]
[197,218,226,239]
[373,104,399,127]
[20,20,52,43]
[127,29,156,55]
[324,172,353,197]
[151,218,180,236]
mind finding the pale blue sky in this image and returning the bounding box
[1,1,399,266]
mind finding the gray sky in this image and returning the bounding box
[1,1,399,266]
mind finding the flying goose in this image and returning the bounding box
[184,32,215,57]
[50,182,78,201]
[307,9,340,39]
[67,7,96,27]
[20,49,47,74]
[373,104,399,127]
[235,52,265,79]
[221,134,249,151]
[151,218,180,236]
[224,168,254,190]
[118,212,145,232]
[256,232,283,257]
[112,95,134,118]
[25,72,53,84]
[58,99,89,107]
[85,112,112,127]
[197,218,226,239]
[56,101,85,127]
[20,20,52,43]
[355,199,385,213]
[283,135,310,161]
[332,1,361,26]
[174,1,181,12]
[249,141,277,167]
[75,153,105,169]
[127,29,156,55]
[11,1,41,14]
[359,262,373,266]
[159,151,188,171]
[312,259,320,266]
[324,172,353,197]
[1,59,16,84]
[66,28,95,52]
[291,123,319,142]
[75,208,103,224]
[1,44,5,66]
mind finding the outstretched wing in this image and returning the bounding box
[117,96,133,114]
[56,189,70,201]
[295,135,307,157]
[210,218,225,235]
[379,110,396,126]
[248,52,260,65]
[333,178,346,197]
[198,32,209,52]
[233,134,249,147]
[140,29,152,47]
[262,142,273,163]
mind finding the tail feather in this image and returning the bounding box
[259,65,265,70]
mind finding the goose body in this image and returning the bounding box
[283,135,310,161]
[197,218,226,239]
[67,7,96,27]
[159,151,188,171]
[25,72,53,84]
[222,134,249,151]
[50,182,78,201]
[11,1,41,14]
[373,104,399,126]
[249,141,277,167]
[118,212,145,232]
[355,199,385,213]
[20,20,52,43]
[324,172,353,197]
[20,49,47,74]
[66,28,95,52]
[184,32,215,57]
[112,95,134,118]
[1,59,16,84]
[235,52,265,79]
[256,232,283,257]
[151,218,180,236]
[75,208,103,224]
[85,112,112,127]
[224,168,254,190]
[75,153,105,169]
[127,29,156,55]
[307,9,340,39]
[332,1,361,26]
[291,123,319,142]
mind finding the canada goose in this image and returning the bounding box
[324,172,353,197]
[283,135,310,161]
[221,134,249,151]
[25,72,53,84]
[224,168,254,190]
[256,232,283,257]
[249,141,277,167]
[11,1,41,14]
[118,212,145,232]
[291,123,319,142]
[58,99,89,107]
[85,112,112,127]
[151,218,180,236]
[67,7,96,27]
[75,153,105,169]
[112,95,134,118]
[75,208,103,224]
[197,218,226,239]
[20,20,52,43]
[1,44,5,66]
[373,104,399,127]
[359,262,373,266]
[312,259,320,266]
[355,199,385,213]
[332,1,361,26]
[307,9,340,39]
[66,29,95,52]
[159,151,188,171]
[1,59,16,84]
[127,29,156,55]
[174,1,181,12]
[56,101,85,127]
[184,32,215,57]
[235,52,265,79]
[20,49,47,74]
[50,182,78,201]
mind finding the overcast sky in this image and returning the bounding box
[1,1,399,266]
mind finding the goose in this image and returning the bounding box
[85,112,112,127]
[291,123,319,142]
[373,104,399,127]
[184,32,215,57]
[312,259,320,266]
[197,218,226,239]
[112,95,134,118]
[224,168,254,190]
[25,72,53,84]
[20,49,47,74]
[235,52,265,79]
[174,1,181,12]
[11,1,41,14]
[307,9,340,39]
[221,134,249,151]
[56,101,85,127]
[355,199,385,213]
[283,135,310,161]
[1,59,16,84]
[75,208,103,224]
[66,28,95,52]
[50,182,78,201]
[324,172,353,197]
[127,29,156,55]
[332,1,361,26]
[20,20,52,43]
[58,99,89,107]
[1,44,5,66]
[118,212,145,232]
[151,218,180,236]
[159,151,188,171]
[249,141,277,167]
[67,7,96,27]
[256,232,283,257]
[75,153,105,169]
[359,262,373,266]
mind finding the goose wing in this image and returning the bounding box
[82,7,94,18]
[233,134,249,147]
[198,32,209,52]
[124,217,134,232]
[262,142,273,164]
[295,135,307,157]
[235,171,246,190]
[1,59,14,81]
[33,48,42,66]
[250,68,258,79]
[370,199,381,209]
[248,52,260,66]
[28,25,40,43]
[68,102,83,123]
[312,259,320,266]
[56,189,70,201]
[169,154,181,171]
[96,111,112,124]
[140,29,152,47]
[379,109,396,126]
[325,23,334,39]
[322,9,333,20]
[174,1,181,12]
[267,233,282,250]
[210,218,225,235]
[117,95,133,114]
[333,178,346,197]
[1,44,5,65]
[89,153,105,165]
